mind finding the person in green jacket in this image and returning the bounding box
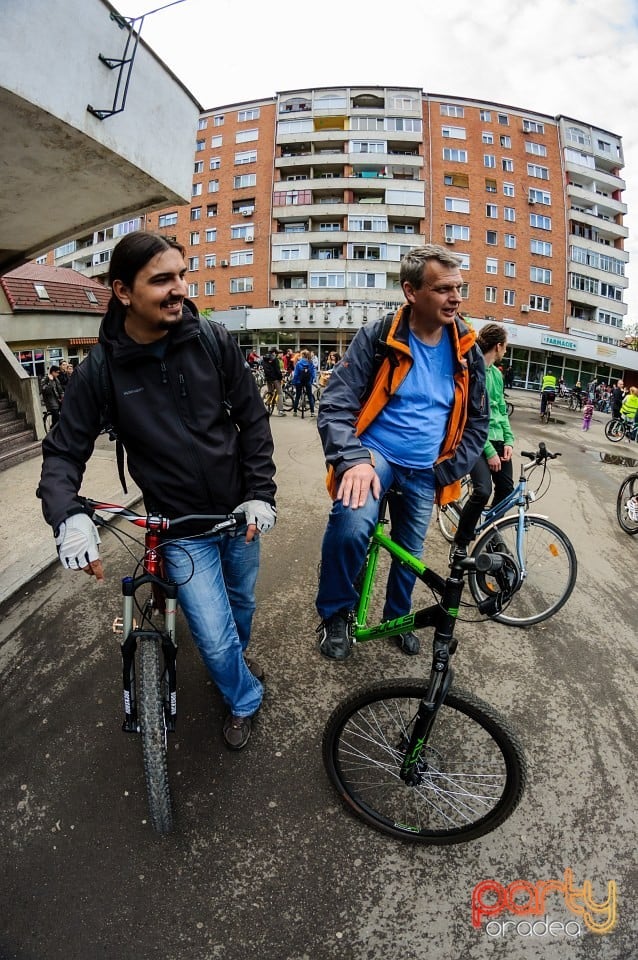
[452,323,515,555]
[620,386,638,440]
[540,371,557,417]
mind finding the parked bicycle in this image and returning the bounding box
[436,442,577,627]
[80,497,245,834]
[605,417,636,443]
[323,491,526,844]
[616,473,638,535]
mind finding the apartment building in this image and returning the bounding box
[47,85,633,388]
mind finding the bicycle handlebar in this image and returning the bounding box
[79,497,245,534]
[520,441,561,464]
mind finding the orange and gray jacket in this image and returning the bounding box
[317,305,488,505]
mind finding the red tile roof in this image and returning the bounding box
[0,263,110,314]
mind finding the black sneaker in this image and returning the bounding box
[223,714,253,750]
[244,654,264,681]
[449,543,468,566]
[396,632,420,655]
[318,614,352,660]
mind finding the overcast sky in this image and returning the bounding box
[122,0,638,325]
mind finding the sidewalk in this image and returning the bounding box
[0,435,141,605]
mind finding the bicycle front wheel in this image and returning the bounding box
[323,681,526,844]
[469,516,577,627]
[605,419,624,442]
[139,639,173,833]
[617,473,638,535]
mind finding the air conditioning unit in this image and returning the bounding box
[528,198,536,205]
[220,260,229,267]
[245,236,254,243]
[521,304,531,313]
[445,237,455,244]
[241,209,254,217]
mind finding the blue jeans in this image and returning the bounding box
[293,383,315,413]
[162,533,263,718]
[316,450,435,621]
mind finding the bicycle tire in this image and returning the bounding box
[469,515,577,627]
[323,680,526,845]
[437,477,473,543]
[605,419,625,443]
[139,638,173,833]
[616,473,638,535]
[506,401,514,417]
[260,384,277,417]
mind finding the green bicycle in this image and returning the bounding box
[323,492,527,845]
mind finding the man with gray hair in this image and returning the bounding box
[315,244,488,659]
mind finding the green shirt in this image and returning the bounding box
[485,365,515,459]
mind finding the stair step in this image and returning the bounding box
[0,418,28,438]
[0,430,37,454]
[0,440,42,473]
[0,407,20,424]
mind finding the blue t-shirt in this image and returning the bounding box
[360,328,455,468]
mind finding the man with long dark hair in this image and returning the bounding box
[38,232,277,750]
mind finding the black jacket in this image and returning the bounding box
[38,300,276,533]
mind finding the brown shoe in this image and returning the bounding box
[244,654,264,681]
[223,714,253,750]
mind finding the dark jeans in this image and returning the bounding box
[293,383,315,413]
[455,440,514,547]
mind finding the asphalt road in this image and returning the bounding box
[1,393,636,960]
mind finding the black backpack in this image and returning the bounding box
[298,362,312,386]
[87,318,228,492]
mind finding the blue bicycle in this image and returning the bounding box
[437,442,577,627]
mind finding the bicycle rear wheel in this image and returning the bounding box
[260,384,276,417]
[139,638,173,833]
[469,515,577,627]
[617,473,638,535]
[605,419,624,442]
[323,680,526,844]
[436,477,473,543]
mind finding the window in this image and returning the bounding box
[504,207,516,222]
[530,213,551,230]
[486,258,498,274]
[498,114,509,125]
[188,256,199,271]
[485,286,497,302]
[480,110,491,122]
[232,200,255,215]
[190,207,201,221]
[484,154,496,168]
[531,239,552,256]
[310,272,346,288]
[205,228,217,242]
[486,230,498,245]
[347,272,385,288]
[504,289,516,306]
[211,135,223,148]
[213,115,224,126]
[234,174,256,188]
[445,197,470,213]
[529,295,551,311]
[351,140,386,153]
[204,281,215,295]
[196,139,205,152]
[238,107,260,121]
[197,118,207,130]
[457,254,470,271]
[235,150,257,165]
[485,178,497,193]
[207,204,218,217]
[597,139,612,154]
[486,204,498,218]
[567,126,590,146]
[385,117,422,132]
[192,183,202,197]
[525,141,547,156]
[482,132,494,144]
[231,224,254,239]
[319,222,340,231]
[204,254,216,267]
[504,234,516,249]
[500,135,511,148]
[190,232,200,245]
[529,188,551,205]
[348,215,388,232]
[188,282,199,297]
[440,104,464,117]
[209,180,219,193]
[158,212,178,228]
[502,158,514,172]
[443,148,468,162]
[444,172,469,188]
[230,277,254,293]
[236,128,258,143]
[531,267,552,283]
[600,282,623,301]
[503,182,515,197]
[34,283,50,300]
[527,163,549,179]
[504,261,516,278]
[442,126,466,139]
[445,224,470,241]
[230,250,254,266]
[393,224,415,234]
[194,160,203,174]
[523,119,545,134]
[273,189,312,206]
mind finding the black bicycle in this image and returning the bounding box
[81,497,244,833]
[616,473,638,535]
[323,493,526,844]
[605,417,635,443]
